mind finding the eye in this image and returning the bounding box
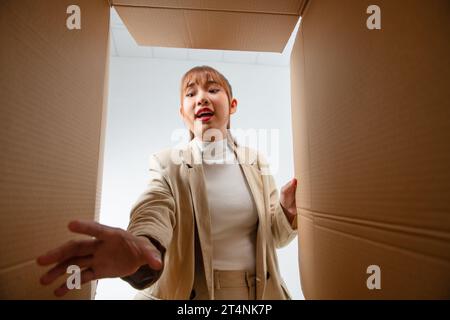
[185,92,195,97]
[209,88,220,93]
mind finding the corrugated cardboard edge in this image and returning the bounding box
[297,0,310,16]
[290,18,313,299]
[90,26,111,301]
[112,0,307,16]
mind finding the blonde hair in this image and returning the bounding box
[180,66,233,139]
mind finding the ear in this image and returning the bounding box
[179,105,184,117]
[229,98,238,115]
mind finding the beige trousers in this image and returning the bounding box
[133,269,256,300]
[192,270,256,300]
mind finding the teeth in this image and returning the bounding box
[198,112,213,117]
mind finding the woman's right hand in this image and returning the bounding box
[36,220,163,297]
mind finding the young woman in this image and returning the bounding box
[37,66,299,300]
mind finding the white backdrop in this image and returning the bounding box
[95,55,304,300]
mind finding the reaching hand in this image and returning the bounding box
[36,220,162,297]
[280,178,298,224]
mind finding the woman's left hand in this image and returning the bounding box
[280,178,298,224]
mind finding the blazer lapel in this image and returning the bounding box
[182,139,215,299]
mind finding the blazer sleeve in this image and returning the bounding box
[258,153,298,249]
[268,174,298,248]
[121,154,176,290]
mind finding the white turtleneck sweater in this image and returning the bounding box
[194,137,258,272]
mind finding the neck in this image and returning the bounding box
[194,137,227,148]
[194,137,235,164]
[194,129,228,142]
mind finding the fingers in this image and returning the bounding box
[68,220,111,239]
[54,268,96,297]
[37,220,114,266]
[36,239,99,266]
[40,255,93,286]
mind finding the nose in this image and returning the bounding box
[196,90,209,106]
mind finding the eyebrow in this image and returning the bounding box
[186,80,219,89]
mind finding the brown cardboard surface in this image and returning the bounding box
[0,0,110,299]
[112,0,306,14]
[300,209,450,298]
[113,0,303,52]
[291,0,450,298]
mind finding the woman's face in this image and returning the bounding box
[180,79,237,141]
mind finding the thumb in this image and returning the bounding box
[284,178,297,192]
[291,178,298,187]
[141,246,163,271]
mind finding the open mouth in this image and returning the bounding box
[195,108,214,122]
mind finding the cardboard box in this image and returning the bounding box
[112,0,305,52]
[1,0,449,299]
[291,0,450,299]
[0,0,110,299]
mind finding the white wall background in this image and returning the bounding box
[95,9,303,300]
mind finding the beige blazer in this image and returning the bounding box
[124,131,298,299]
